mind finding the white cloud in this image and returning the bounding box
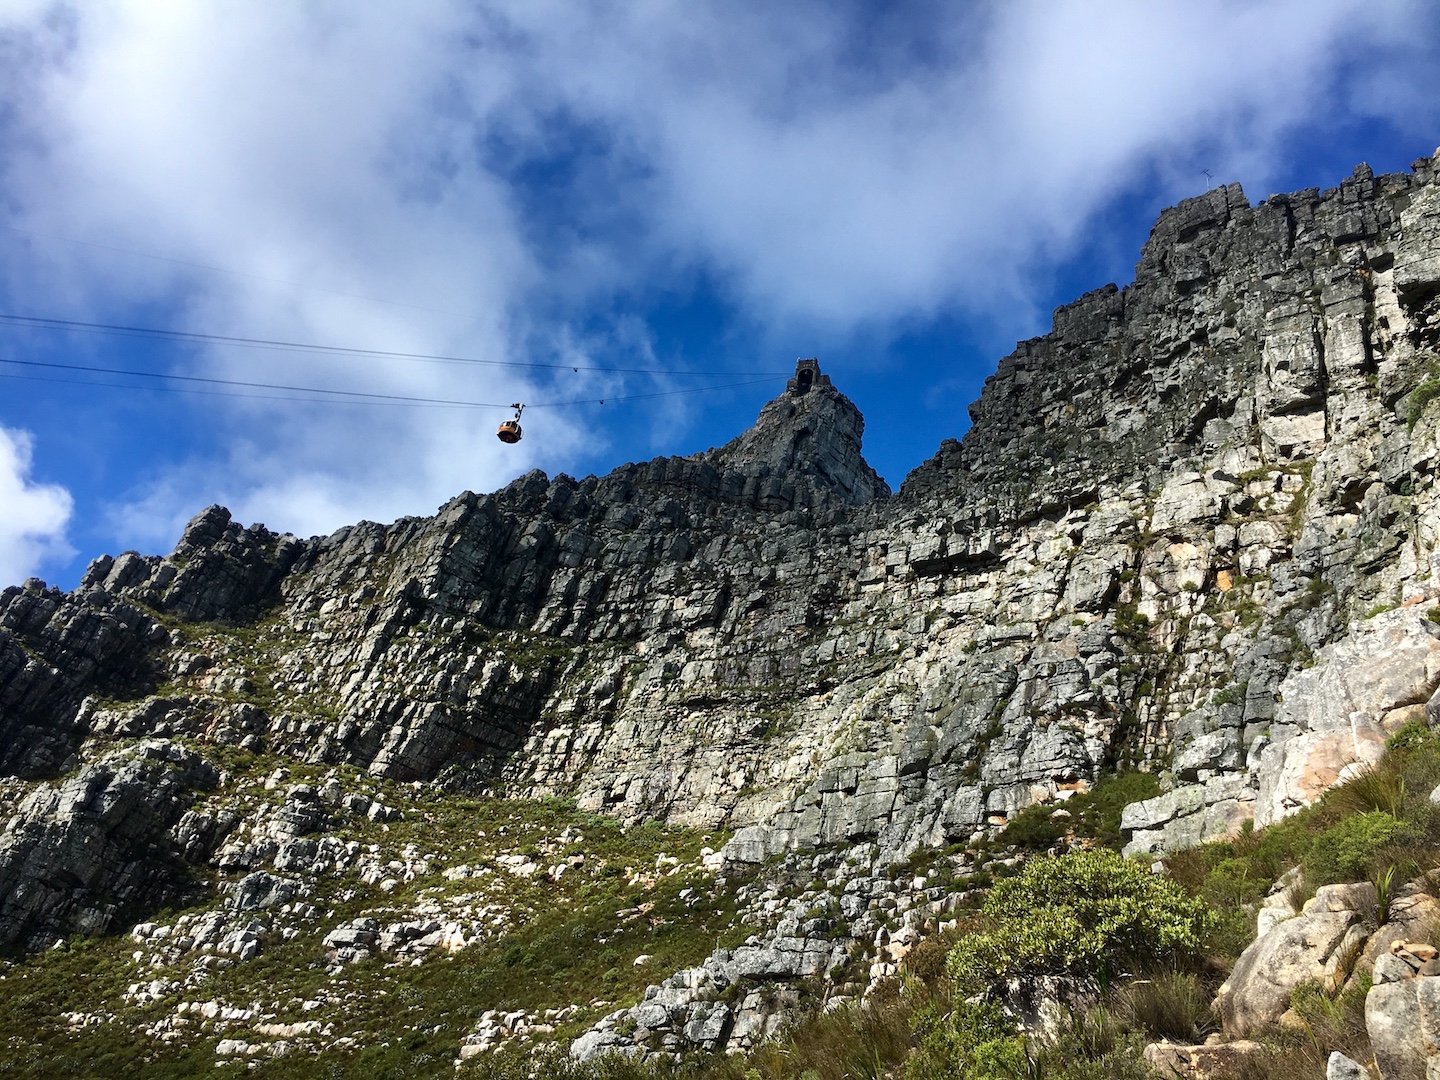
[0,0,1435,552]
[0,425,73,586]
[484,0,1424,325]
[2,1,552,547]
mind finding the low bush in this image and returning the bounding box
[906,998,1027,1080]
[1303,811,1414,886]
[997,772,1163,852]
[997,803,1066,850]
[946,849,1211,986]
[1408,374,1440,429]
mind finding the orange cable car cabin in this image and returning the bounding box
[496,403,524,443]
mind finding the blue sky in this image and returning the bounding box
[1,0,1439,590]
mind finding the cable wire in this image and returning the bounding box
[0,313,786,377]
[0,356,784,409]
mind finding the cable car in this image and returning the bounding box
[497,403,524,443]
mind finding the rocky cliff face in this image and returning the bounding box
[7,152,1440,965]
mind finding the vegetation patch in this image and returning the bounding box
[996,771,1162,852]
[946,849,1211,986]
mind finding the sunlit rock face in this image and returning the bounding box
[9,152,1440,947]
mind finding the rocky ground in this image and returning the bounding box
[0,738,1014,1076]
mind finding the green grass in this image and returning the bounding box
[9,708,1440,1079]
[0,783,743,1080]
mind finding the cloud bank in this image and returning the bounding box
[0,425,73,586]
[0,0,1436,564]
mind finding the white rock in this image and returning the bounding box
[1255,611,1440,827]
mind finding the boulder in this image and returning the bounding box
[1305,882,1378,917]
[1361,887,1440,973]
[1217,907,1365,1036]
[1328,1052,1373,1080]
[1366,977,1428,1080]
[1417,976,1440,1071]
[229,871,301,912]
[1144,1039,1267,1080]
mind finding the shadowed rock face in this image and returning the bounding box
[0,740,219,948]
[9,155,1440,948]
[0,583,169,778]
[702,362,889,509]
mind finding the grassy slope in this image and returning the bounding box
[0,759,747,1080]
[6,597,1440,1079]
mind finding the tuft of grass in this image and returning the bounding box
[1111,972,1217,1044]
[779,988,919,1080]
[1330,761,1407,819]
[1375,865,1397,926]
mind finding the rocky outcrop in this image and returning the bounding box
[570,841,973,1061]
[79,504,305,623]
[0,740,221,947]
[10,153,1440,960]
[699,359,890,509]
[1254,610,1440,827]
[1124,605,1440,855]
[0,581,168,777]
[1216,871,1440,1080]
[1216,882,1376,1037]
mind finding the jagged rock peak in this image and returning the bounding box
[702,357,890,506]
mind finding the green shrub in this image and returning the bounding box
[906,998,1027,1080]
[997,804,1065,850]
[1075,772,1162,848]
[1198,856,1268,909]
[1409,375,1440,429]
[996,772,1163,853]
[1303,811,1414,886]
[946,849,1211,986]
[1388,720,1437,754]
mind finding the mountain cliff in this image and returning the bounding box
[7,151,1440,1073]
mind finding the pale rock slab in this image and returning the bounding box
[1367,976,1430,1080]
[1217,902,1366,1036]
[1255,611,1440,827]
